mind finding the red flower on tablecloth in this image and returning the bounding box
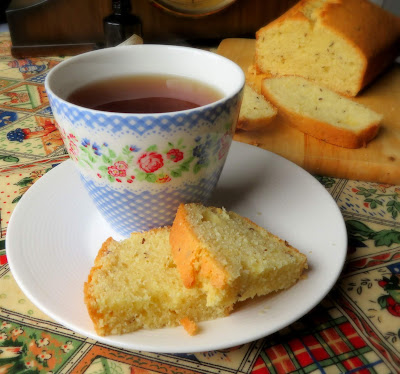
[138,152,164,173]
[167,148,184,163]
[387,296,400,316]
[25,360,36,369]
[0,321,11,330]
[11,327,24,337]
[36,337,50,347]
[37,351,52,362]
[61,341,73,353]
[0,254,7,265]
[378,274,400,317]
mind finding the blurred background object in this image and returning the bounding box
[0,0,11,30]
[382,0,400,15]
[104,0,142,47]
[371,0,400,14]
[0,0,11,22]
[3,0,400,57]
[5,0,298,57]
[148,0,238,16]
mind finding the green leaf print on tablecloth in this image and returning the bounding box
[347,220,400,248]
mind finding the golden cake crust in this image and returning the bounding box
[84,237,116,334]
[170,204,228,289]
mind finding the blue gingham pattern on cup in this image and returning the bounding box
[81,166,223,236]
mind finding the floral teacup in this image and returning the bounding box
[45,45,244,237]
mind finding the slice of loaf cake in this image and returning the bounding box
[237,84,277,131]
[246,64,272,94]
[255,0,400,97]
[261,75,382,148]
[84,227,231,336]
[170,204,308,308]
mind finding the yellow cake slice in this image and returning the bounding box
[237,84,277,131]
[169,203,308,308]
[84,227,231,336]
[261,75,382,148]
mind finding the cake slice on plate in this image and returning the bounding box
[84,227,231,336]
[170,203,308,308]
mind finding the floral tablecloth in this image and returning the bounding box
[0,32,399,374]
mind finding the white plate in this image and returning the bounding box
[7,141,347,353]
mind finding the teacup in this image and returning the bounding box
[45,45,244,237]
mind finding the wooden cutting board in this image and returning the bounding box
[217,38,400,185]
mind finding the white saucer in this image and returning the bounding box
[7,141,347,353]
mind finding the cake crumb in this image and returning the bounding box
[180,317,198,336]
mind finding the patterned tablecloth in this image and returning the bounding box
[0,32,399,374]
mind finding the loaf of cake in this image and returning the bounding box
[84,227,231,336]
[169,203,308,308]
[237,84,277,131]
[255,0,400,97]
[261,75,382,148]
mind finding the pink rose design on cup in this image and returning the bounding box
[108,160,128,177]
[114,161,128,170]
[68,142,78,160]
[138,152,164,173]
[167,148,184,163]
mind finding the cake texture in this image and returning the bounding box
[255,0,400,97]
[261,75,382,148]
[84,227,230,336]
[169,203,308,308]
[246,64,272,94]
[237,84,277,131]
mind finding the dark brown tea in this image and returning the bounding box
[67,74,223,113]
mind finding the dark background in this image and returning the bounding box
[0,1,12,23]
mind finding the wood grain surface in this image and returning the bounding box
[217,38,400,185]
